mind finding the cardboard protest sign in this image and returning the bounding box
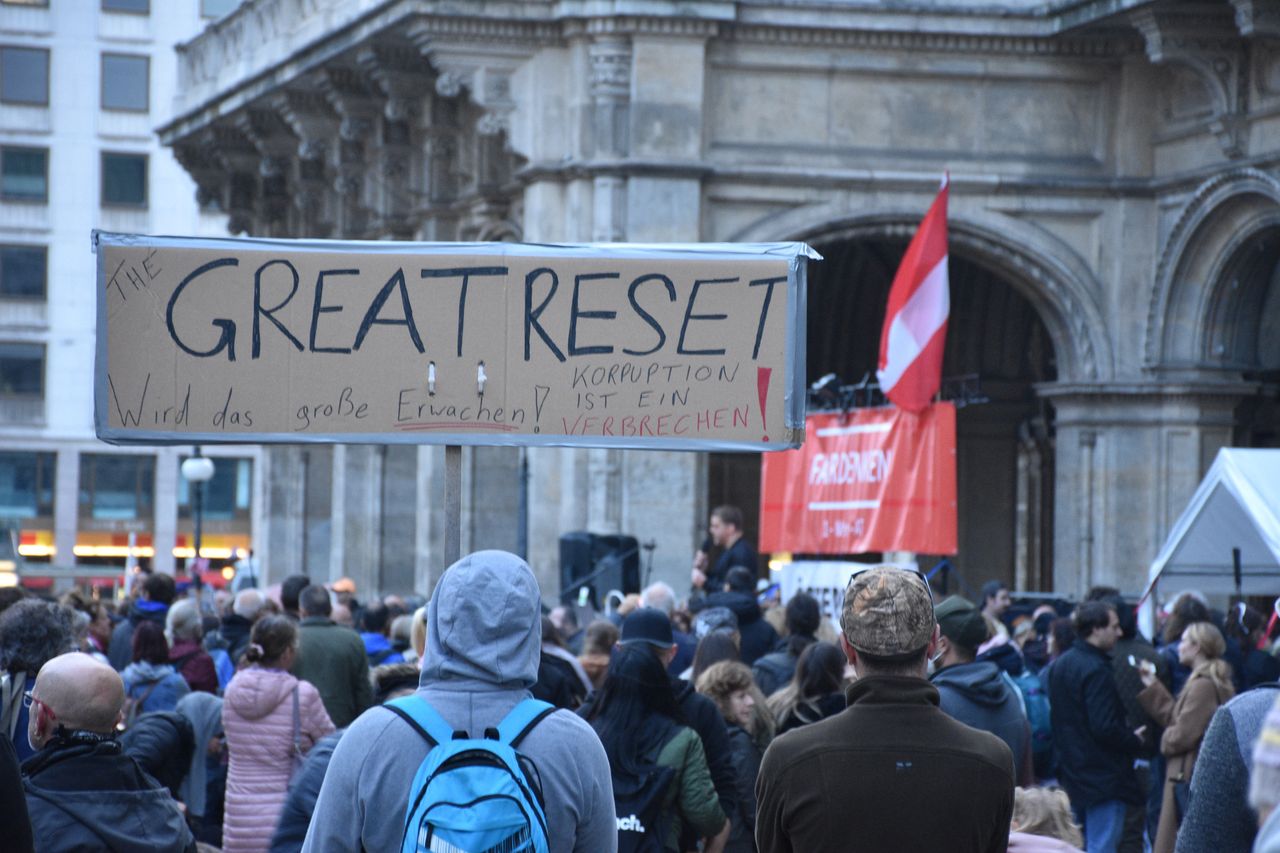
[759,403,957,554]
[94,233,816,450]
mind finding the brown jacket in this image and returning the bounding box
[1138,672,1232,853]
[756,675,1015,853]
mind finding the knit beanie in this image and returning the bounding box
[1250,692,1280,814]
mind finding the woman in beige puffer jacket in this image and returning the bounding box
[222,615,334,853]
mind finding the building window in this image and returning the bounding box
[101,152,146,207]
[201,0,240,18]
[101,0,148,12]
[179,457,252,521]
[0,245,45,300]
[0,342,43,399]
[0,46,49,105]
[1,147,47,201]
[78,454,155,521]
[0,452,54,520]
[101,53,148,112]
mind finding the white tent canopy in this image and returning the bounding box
[1143,448,1280,602]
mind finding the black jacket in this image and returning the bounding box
[118,711,195,799]
[776,693,846,735]
[757,676,1014,853]
[707,538,759,591]
[206,613,254,667]
[579,673,737,826]
[1048,640,1144,808]
[22,735,196,853]
[532,652,586,710]
[1,732,33,853]
[725,723,762,853]
[704,591,780,667]
[270,729,343,853]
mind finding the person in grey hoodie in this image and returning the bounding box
[301,550,617,853]
[930,596,1034,786]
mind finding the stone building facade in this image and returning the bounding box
[159,0,1280,602]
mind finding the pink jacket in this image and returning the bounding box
[222,666,334,853]
[1007,831,1085,853]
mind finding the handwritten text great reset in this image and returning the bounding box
[95,236,815,450]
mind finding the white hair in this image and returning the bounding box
[233,588,265,620]
[640,582,676,615]
[166,598,203,642]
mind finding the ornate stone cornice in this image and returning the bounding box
[1230,0,1280,38]
[1130,4,1250,158]
[565,16,722,39]
[720,23,1142,58]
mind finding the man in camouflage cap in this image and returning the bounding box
[756,566,1016,853]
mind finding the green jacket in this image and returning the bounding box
[658,725,727,850]
[292,617,372,727]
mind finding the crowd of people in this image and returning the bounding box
[0,505,1278,853]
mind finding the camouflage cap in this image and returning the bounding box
[841,567,935,658]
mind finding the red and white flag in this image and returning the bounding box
[876,175,950,412]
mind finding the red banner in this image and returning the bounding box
[759,403,957,554]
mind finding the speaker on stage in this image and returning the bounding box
[558,531,641,607]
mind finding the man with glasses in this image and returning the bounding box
[756,565,1015,853]
[21,652,196,852]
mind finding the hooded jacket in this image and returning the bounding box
[22,735,196,853]
[108,600,167,671]
[301,550,617,853]
[121,660,190,715]
[931,660,1034,786]
[175,691,223,821]
[222,667,334,853]
[704,591,780,666]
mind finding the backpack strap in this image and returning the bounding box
[497,699,557,748]
[384,695,454,747]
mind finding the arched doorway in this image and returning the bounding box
[1212,224,1280,449]
[802,235,1058,592]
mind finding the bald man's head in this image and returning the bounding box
[28,653,124,747]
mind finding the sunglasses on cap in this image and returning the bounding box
[845,564,935,604]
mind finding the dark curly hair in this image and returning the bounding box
[0,598,74,676]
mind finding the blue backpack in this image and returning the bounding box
[1012,670,1053,768]
[386,695,557,853]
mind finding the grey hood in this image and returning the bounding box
[421,550,542,689]
[930,660,1010,708]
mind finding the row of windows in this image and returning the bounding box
[0,451,254,523]
[1,48,149,112]
[0,1,241,17]
[0,341,42,397]
[0,147,147,206]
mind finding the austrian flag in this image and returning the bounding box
[876,176,950,412]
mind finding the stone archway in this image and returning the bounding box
[706,207,1117,591]
[1147,168,1280,372]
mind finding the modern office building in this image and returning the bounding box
[0,0,251,588]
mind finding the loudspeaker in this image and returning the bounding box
[558,531,640,606]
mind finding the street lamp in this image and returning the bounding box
[181,448,215,591]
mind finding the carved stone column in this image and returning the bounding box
[1042,382,1253,599]
[588,36,630,242]
[272,90,339,238]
